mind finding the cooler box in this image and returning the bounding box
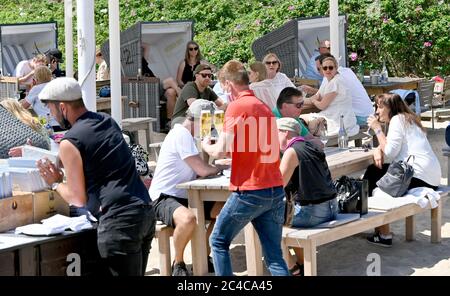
[0,22,58,76]
[252,15,347,78]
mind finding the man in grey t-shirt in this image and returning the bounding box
[171,64,225,126]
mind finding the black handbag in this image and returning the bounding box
[333,176,368,215]
[376,155,415,197]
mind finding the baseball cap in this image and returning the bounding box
[39,77,82,102]
[46,48,63,63]
[186,99,217,119]
[276,117,301,135]
[193,64,212,76]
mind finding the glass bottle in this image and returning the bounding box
[338,115,348,149]
[357,61,365,83]
[45,113,53,137]
[381,61,388,83]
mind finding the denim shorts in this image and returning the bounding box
[292,198,338,228]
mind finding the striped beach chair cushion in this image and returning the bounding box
[2,44,29,76]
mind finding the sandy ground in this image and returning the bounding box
[145,119,450,276]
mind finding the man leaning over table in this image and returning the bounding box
[36,78,155,276]
[302,53,374,126]
[149,99,227,276]
[202,60,289,276]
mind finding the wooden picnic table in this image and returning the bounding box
[363,77,422,96]
[96,96,126,113]
[177,147,374,275]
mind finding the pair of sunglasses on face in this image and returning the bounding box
[318,65,335,72]
[189,47,199,51]
[198,73,212,78]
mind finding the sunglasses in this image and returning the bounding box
[287,101,304,109]
[189,47,199,51]
[265,61,279,65]
[199,73,212,78]
[322,66,334,71]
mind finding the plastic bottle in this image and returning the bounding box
[338,115,348,149]
[381,61,388,83]
[45,113,53,137]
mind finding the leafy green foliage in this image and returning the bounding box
[0,0,448,77]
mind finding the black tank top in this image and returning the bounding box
[181,59,200,84]
[285,141,337,205]
[63,111,151,214]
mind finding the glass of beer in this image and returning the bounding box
[213,110,224,135]
[200,110,212,139]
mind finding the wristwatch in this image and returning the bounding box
[51,182,60,191]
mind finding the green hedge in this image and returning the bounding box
[0,0,448,77]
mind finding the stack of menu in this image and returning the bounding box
[0,157,49,193]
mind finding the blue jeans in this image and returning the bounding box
[210,186,289,276]
[292,198,338,228]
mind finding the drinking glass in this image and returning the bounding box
[200,110,212,139]
[319,125,328,147]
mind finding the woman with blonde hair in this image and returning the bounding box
[21,66,62,132]
[248,61,277,109]
[304,55,359,136]
[263,53,295,97]
[0,99,49,149]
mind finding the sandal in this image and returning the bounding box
[289,262,304,276]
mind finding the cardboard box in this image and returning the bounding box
[0,190,69,232]
[0,192,33,232]
[33,190,69,222]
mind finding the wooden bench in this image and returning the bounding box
[281,190,448,276]
[154,222,174,276]
[122,117,157,153]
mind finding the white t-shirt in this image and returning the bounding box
[14,60,34,88]
[250,80,278,110]
[267,72,295,98]
[25,82,59,127]
[317,74,359,136]
[212,81,230,103]
[384,114,441,186]
[149,124,199,201]
[320,67,374,117]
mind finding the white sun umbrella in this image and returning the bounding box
[64,0,74,78]
[108,0,122,126]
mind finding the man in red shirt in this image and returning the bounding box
[202,60,289,276]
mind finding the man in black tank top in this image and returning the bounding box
[277,117,338,276]
[37,77,156,276]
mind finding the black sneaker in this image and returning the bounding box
[172,261,190,276]
[289,262,304,276]
[367,233,392,247]
[208,256,215,273]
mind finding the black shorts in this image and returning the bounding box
[152,193,215,228]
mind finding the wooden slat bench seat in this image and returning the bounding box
[154,222,174,276]
[282,189,448,276]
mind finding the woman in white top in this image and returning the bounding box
[306,56,359,136]
[364,93,441,247]
[248,61,277,109]
[263,53,295,98]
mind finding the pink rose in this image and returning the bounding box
[288,5,295,11]
[350,52,358,62]
[424,41,432,47]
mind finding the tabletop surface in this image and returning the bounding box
[177,148,374,190]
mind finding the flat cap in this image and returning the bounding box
[39,77,82,102]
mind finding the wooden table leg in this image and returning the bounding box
[189,189,208,275]
[405,215,416,241]
[431,198,442,243]
[302,240,317,276]
[244,223,263,275]
[19,246,37,276]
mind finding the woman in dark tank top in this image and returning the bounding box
[177,41,203,87]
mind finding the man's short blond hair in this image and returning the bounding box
[33,54,48,64]
[34,66,52,84]
[221,60,249,86]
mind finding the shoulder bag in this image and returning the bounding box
[376,155,415,197]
